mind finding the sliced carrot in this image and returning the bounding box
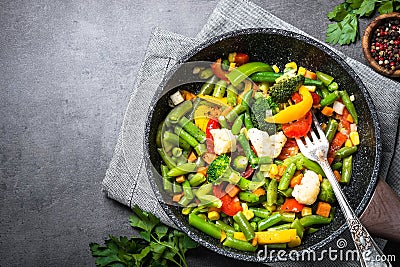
[197,166,208,176]
[187,151,197,163]
[225,184,241,197]
[290,172,303,188]
[346,114,354,123]
[316,202,331,218]
[333,170,341,181]
[252,188,266,197]
[251,236,258,246]
[321,106,334,117]
[278,165,287,177]
[304,70,317,80]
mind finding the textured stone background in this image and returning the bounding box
[0,0,398,266]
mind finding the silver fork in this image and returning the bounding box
[296,111,391,267]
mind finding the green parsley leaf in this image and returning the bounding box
[328,3,349,22]
[346,0,364,9]
[378,1,394,14]
[326,14,358,45]
[355,0,377,16]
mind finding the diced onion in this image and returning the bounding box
[350,123,357,132]
[170,91,185,106]
[350,95,355,102]
[333,101,345,115]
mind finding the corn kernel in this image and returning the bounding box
[301,207,312,217]
[220,230,227,242]
[243,209,254,220]
[272,65,280,73]
[228,52,237,63]
[298,66,306,76]
[350,132,360,146]
[345,139,353,147]
[228,62,236,71]
[175,175,186,183]
[269,164,279,176]
[318,174,323,182]
[285,62,298,71]
[346,114,354,123]
[208,211,220,221]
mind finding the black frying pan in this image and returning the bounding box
[144,28,397,263]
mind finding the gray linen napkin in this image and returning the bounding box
[102,0,400,265]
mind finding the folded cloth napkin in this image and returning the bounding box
[102,0,400,265]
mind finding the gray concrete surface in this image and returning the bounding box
[0,0,394,266]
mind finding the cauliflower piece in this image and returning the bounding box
[210,128,236,155]
[292,170,320,205]
[247,128,287,158]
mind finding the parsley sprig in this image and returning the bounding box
[90,205,198,267]
[326,0,400,45]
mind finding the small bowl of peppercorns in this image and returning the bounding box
[362,12,400,77]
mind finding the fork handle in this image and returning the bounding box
[319,160,392,267]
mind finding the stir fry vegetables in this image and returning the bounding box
[156,53,360,252]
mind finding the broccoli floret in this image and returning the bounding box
[250,96,278,134]
[318,178,336,203]
[207,154,230,183]
[269,75,305,103]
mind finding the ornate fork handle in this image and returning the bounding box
[319,159,391,267]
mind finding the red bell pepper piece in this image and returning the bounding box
[291,92,302,104]
[338,107,351,133]
[205,119,220,153]
[311,92,321,105]
[241,164,254,179]
[327,131,348,163]
[282,111,312,138]
[210,59,229,81]
[234,53,249,66]
[213,184,242,216]
[280,198,305,212]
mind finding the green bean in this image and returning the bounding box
[241,89,253,111]
[225,103,247,122]
[305,78,323,87]
[226,62,273,87]
[215,220,235,234]
[157,148,176,170]
[291,218,305,238]
[299,215,332,227]
[282,153,303,166]
[189,213,221,239]
[227,85,237,106]
[233,222,240,232]
[199,68,213,79]
[222,59,230,71]
[167,162,197,177]
[187,98,201,121]
[250,221,258,231]
[267,223,291,231]
[162,138,173,152]
[324,119,339,143]
[217,115,229,129]
[277,194,285,206]
[300,156,326,177]
[315,88,323,98]
[321,87,330,98]
[238,192,259,203]
[231,114,244,135]
[232,155,248,172]
[237,177,250,191]
[320,91,339,107]
[173,182,182,193]
[249,208,272,219]
[189,173,206,187]
[178,117,206,143]
[316,71,334,86]
[178,195,192,206]
[173,154,187,166]
[182,180,194,201]
[328,81,338,91]
[340,90,358,124]
[331,161,343,170]
[279,212,296,222]
[258,156,272,165]
[195,183,213,197]
[174,126,199,148]
[258,213,283,231]
[156,121,164,148]
[340,155,353,184]
[171,147,182,157]
[168,100,193,124]
[161,165,173,193]
[233,211,255,241]
[237,132,258,166]
[199,75,218,95]
[223,236,258,252]
[251,217,262,223]
[278,163,296,191]
[244,112,254,129]
[267,178,278,206]
[197,195,222,208]
[162,131,190,151]
[335,146,358,159]
[249,72,282,82]
[279,187,293,198]
[212,80,227,98]
[307,228,319,234]
[194,143,207,156]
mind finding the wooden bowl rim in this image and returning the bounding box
[362,12,400,77]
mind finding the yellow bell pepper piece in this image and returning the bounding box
[220,230,227,243]
[256,229,297,245]
[233,232,247,241]
[194,105,211,133]
[349,131,360,146]
[197,95,229,107]
[265,86,313,124]
[288,235,302,248]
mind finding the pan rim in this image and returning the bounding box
[143,27,381,262]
